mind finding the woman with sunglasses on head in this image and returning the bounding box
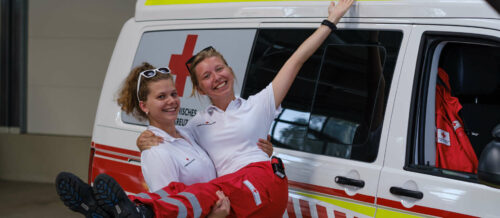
[56,63,237,218]
[56,62,276,217]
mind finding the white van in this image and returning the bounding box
[89,0,500,217]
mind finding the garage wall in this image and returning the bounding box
[0,0,135,183]
[27,0,135,136]
[0,133,91,183]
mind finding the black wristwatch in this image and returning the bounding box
[321,19,337,31]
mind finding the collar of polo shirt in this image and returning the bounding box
[206,97,243,115]
[148,126,182,143]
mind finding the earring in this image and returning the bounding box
[145,111,149,115]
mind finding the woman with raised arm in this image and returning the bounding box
[135,0,351,216]
[56,1,353,217]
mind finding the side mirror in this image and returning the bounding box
[477,124,500,188]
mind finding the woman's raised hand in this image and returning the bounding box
[271,0,354,108]
[328,0,355,24]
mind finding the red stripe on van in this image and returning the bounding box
[377,197,478,218]
[334,210,346,218]
[91,156,149,194]
[89,143,480,218]
[93,143,141,157]
[287,196,297,218]
[288,180,376,204]
[89,144,477,218]
[95,150,130,161]
[299,199,312,218]
[316,205,328,218]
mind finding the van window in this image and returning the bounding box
[120,29,257,127]
[408,32,500,181]
[243,29,403,162]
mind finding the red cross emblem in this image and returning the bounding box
[169,34,198,97]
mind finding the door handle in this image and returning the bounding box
[390,186,423,199]
[335,176,365,188]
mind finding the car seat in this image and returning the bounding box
[439,43,500,157]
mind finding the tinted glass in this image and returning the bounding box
[243,29,403,162]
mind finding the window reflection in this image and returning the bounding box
[309,115,359,145]
[271,108,309,150]
[244,29,403,162]
[308,44,386,146]
[279,108,310,124]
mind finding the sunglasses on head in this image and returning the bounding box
[185,46,215,73]
[136,67,171,101]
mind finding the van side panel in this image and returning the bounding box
[91,1,500,217]
[135,0,499,21]
[379,24,500,218]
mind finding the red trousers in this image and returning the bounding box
[129,161,288,217]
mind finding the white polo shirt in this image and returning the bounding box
[187,83,280,176]
[141,125,216,192]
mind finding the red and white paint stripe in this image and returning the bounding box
[90,142,479,218]
[282,192,369,218]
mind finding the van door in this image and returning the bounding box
[377,24,500,218]
[242,23,410,217]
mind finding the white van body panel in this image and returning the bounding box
[93,19,144,150]
[91,1,500,217]
[268,21,413,217]
[379,24,500,218]
[135,0,499,21]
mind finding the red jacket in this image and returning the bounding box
[435,68,478,173]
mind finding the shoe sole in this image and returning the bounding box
[55,172,110,218]
[93,174,141,218]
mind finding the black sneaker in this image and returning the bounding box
[55,172,110,218]
[93,174,153,218]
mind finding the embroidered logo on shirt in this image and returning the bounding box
[196,121,216,127]
[437,129,451,146]
[184,158,195,167]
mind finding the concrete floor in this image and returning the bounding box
[0,180,80,218]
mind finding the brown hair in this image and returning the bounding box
[117,62,174,120]
[187,47,234,97]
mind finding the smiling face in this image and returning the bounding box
[139,79,180,127]
[194,56,235,102]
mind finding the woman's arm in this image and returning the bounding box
[137,130,163,151]
[272,0,354,108]
[137,129,275,156]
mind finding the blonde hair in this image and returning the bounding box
[187,47,235,97]
[117,62,174,120]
